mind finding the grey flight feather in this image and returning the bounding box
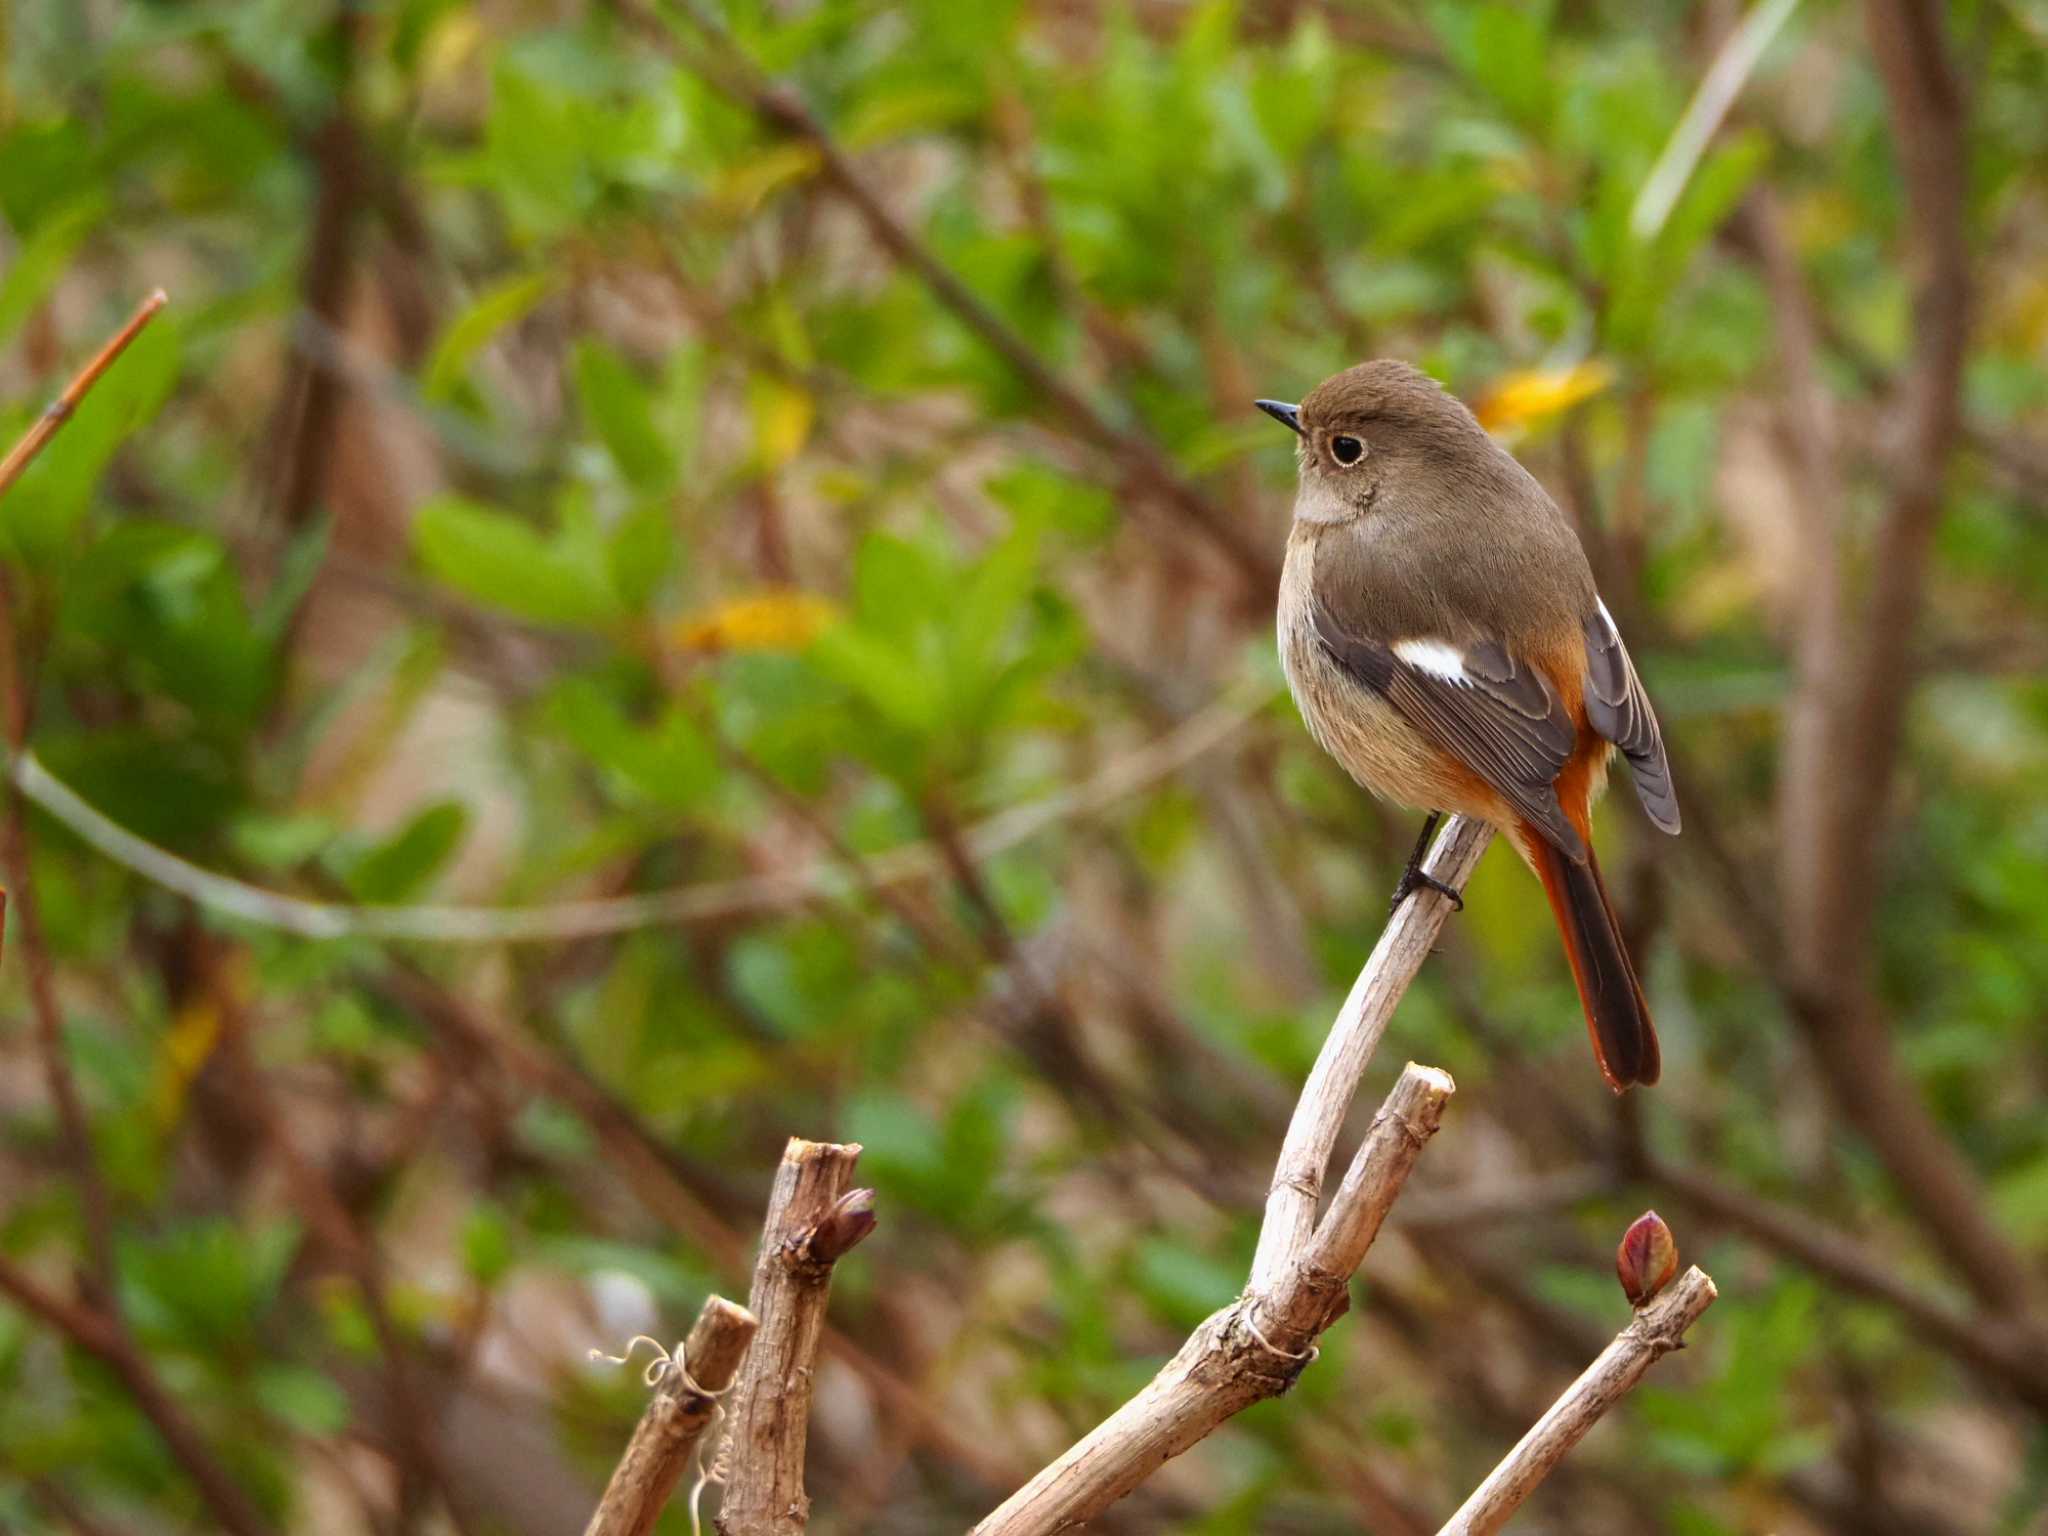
[1581,606,1682,834]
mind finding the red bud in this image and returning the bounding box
[805,1187,878,1262]
[1616,1210,1679,1307]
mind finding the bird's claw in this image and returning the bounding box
[1389,866,1464,914]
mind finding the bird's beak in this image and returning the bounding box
[1255,399,1303,437]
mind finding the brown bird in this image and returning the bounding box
[1259,361,1680,1091]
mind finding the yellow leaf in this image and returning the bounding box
[421,11,485,86]
[670,590,838,654]
[714,143,823,218]
[152,997,224,1130]
[1475,361,1615,432]
[749,377,814,470]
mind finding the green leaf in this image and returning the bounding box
[254,1365,352,1436]
[809,624,941,732]
[1993,1152,2048,1245]
[544,679,720,810]
[422,271,556,402]
[412,494,623,627]
[343,800,469,903]
[462,1204,516,1285]
[0,197,105,345]
[574,340,677,494]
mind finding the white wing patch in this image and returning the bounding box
[1392,639,1469,685]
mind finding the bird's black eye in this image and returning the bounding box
[1330,434,1365,466]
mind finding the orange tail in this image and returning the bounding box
[1522,832,1660,1092]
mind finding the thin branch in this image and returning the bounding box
[1648,1156,2048,1410]
[1250,815,1491,1290]
[0,291,168,500]
[376,966,1031,1499]
[1630,0,1801,242]
[718,1141,876,1536]
[968,819,1485,1535]
[973,1064,1455,1536]
[263,7,365,533]
[1435,1268,1718,1536]
[586,1296,760,1536]
[6,686,1262,942]
[1,801,117,1294]
[0,1254,275,1536]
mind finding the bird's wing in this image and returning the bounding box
[1308,600,1587,862]
[1581,600,1681,835]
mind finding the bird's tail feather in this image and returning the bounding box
[1523,832,1660,1092]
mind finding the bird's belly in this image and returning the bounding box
[1279,598,1501,821]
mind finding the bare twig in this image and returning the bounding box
[586,1296,760,1536]
[1,803,117,1293]
[1436,1268,1718,1536]
[973,1064,1455,1536]
[1250,815,1491,1289]
[8,686,1263,942]
[970,817,1486,1535]
[718,1140,876,1536]
[264,5,365,531]
[1630,0,1800,241]
[0,290,168,500]
[1648,1157,2048,1410]
[0,284,278,1536]
[0,1254,275,1536]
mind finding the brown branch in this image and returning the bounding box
[1434,1268,1718,1536]
[1251,816,1491,1288]
[717,1140,876,1536]
[1,802,117,1295]
[1803,0,1972,964]
[206,975,480,1536]
[1753,0,2033,1319]
[1648,1156,2048,1411]
[973,1064,1454,1536]
[586,1296,760,1536]
[0,290,168,501]
[377,967,1034,1499]
[965,818,1482,1535]
[0,284,278,1535]
[0,288,173,1294]
[264,5,367,532]
[0,1254,275,1536]
[622,0,1278,596]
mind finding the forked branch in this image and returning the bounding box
[973,816,1488,1536]
[973,1063,1455,1536]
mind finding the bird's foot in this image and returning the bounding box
[1389,865,1464,914]
[1388,811,1463,914]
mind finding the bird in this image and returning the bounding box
[1258,361,1680,1092]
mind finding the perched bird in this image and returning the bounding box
[1259,361,1680,1091]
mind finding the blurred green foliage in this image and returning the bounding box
[2,0,2046,1532]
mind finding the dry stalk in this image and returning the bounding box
[972,1063,1455,1536]
[585,1296,760,1536]
[0,290,167,499]
[718,1140,876,1536]
[1435,1267,1718,1536]
[970,817,1487,1535]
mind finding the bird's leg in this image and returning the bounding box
[1389,811,1464,914]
